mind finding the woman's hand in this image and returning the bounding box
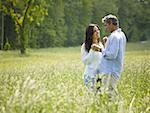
[91,44,102,52]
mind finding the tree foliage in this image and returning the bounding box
[1,0,47,53]
[0,0,149,51]
[118,0,150,41]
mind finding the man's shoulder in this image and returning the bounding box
[110,33,119,40]
[111,30,126,40]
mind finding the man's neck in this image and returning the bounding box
[111,26,118,33]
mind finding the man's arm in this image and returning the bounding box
[102,36,119,60]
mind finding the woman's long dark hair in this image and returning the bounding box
[85,24,100,52]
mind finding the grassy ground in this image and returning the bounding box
[0,42,150,113]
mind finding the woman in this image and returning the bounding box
[81,24,104,91]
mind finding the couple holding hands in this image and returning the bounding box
[81,14,126,97]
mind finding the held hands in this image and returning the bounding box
[91,44,102,52]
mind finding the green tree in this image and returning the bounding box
[64,0,81,46]
[118,0,150,41]
[2,0,47,54]
[34,0,66,48]
[77,0,93,44]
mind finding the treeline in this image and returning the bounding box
[0,0,149,53]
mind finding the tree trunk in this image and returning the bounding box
[19,0,32,54]
[19,28,26,54]
[1,12,4,50]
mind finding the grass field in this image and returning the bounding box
[0,42,150,113]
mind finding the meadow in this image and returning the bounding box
[0,42,150,113]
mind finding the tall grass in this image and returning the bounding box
[0,42,149,113]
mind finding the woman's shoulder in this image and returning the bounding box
[81,43,85,49]
[81,43,86,51]
[81,43,85,46]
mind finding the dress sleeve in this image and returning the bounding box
[81,44,97,65]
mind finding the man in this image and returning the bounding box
[96,14,126,97]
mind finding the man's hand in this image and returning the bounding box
[102,36,107,44]
[91,44,102,52]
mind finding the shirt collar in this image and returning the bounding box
[112,28,121,33]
